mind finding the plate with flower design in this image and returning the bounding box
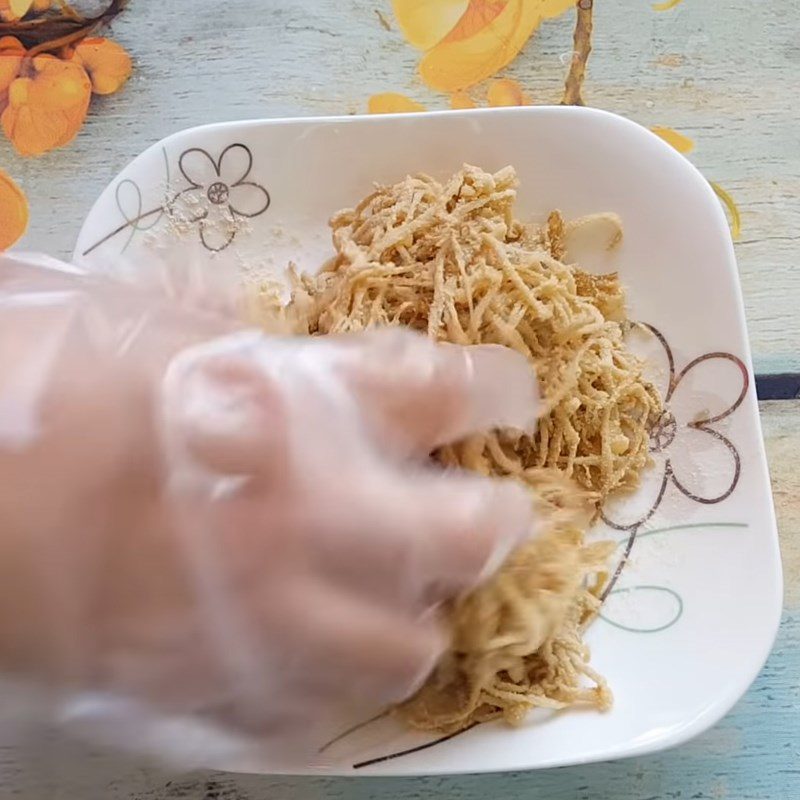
[75,107,782,776]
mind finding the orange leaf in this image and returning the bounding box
[0,35,24,53]
[709,181,741,240]
[0,167,29,250]
[650,126,695,154]
[419,0,575,92]
[450,91,476,109]
[0,36,24,111]
[487,77,532,106]
[2,55,91,156]
[652,0,684,10]
[392,0,470,50]
[368,92,426,114]
[72,37,132,96]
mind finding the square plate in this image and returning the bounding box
[75,107,782,776]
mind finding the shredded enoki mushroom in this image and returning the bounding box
[397,470,616,734]
[272,165,662,734]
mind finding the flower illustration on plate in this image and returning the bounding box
[594,322,750,631]
[169,143,271,252]
[601,323,749,536]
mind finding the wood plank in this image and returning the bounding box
[4,400,798,799]
[762,400,800,610]
[1,0,798,373]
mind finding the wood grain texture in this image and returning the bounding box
[763,400,800,609]
[3,400,798,799]
[0,0,798,373]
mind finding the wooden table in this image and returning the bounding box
[2,1,798,797]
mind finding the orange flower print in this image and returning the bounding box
[650,125,694,154]
[0,36,24,110]
[71,37,132,95]
[709,182,741,241]
[0,167,29,250]
[487,77,532,106]
[652,125,741,239]
[368,92,427,114]
[2,54,91,156]
[393,0,576,91]
[450,91,476,109]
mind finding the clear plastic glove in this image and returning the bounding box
[0,252,540,770]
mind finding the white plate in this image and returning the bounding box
[75,107,782,776]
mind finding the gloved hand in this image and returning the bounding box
[0,252,540,769]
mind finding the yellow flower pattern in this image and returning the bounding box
[367,3,740,240]
[368,92,426,114]
[651,126,695,154]
[487,77,532,106]
[393,0,575,91]
[450,91,477,109]
[652,0,684,10]
[651,126,741,239]
[3,1,740,254]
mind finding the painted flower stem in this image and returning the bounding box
[562,0,593,106]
